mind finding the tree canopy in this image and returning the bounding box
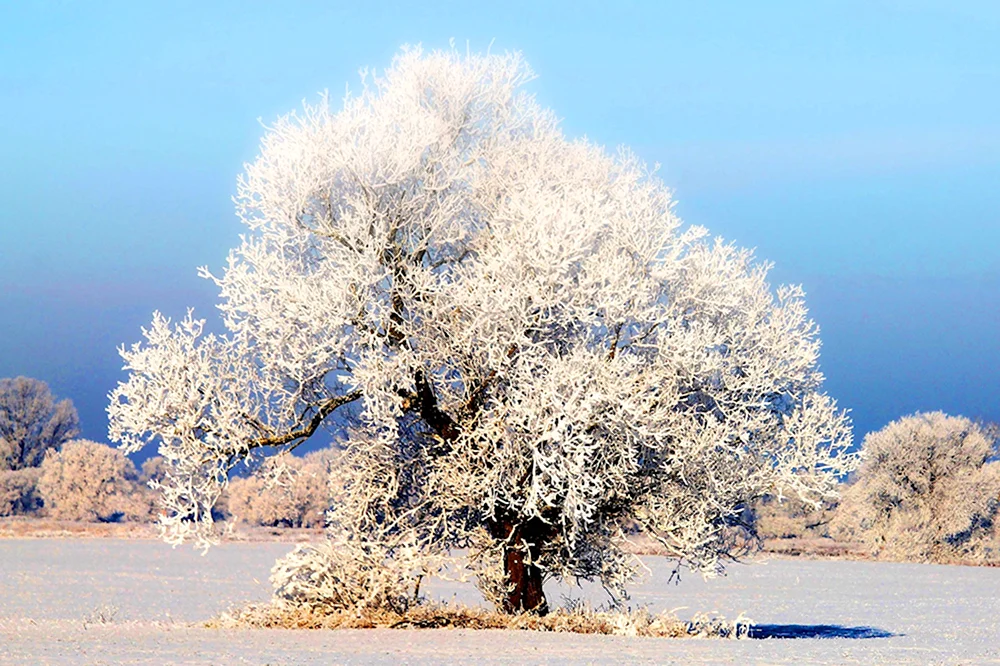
[0,376,79,471]
[110,47,855,614]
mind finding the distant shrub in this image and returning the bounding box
[226,448,343,528]
[37,439,153,522]
[0,377,79,471]
[0,467,43,516]
[754,493,837,540]
[140,456,169,485]
[832,412,1000,562]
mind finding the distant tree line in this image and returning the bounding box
[1,376,335,527]
[2,376,997,563]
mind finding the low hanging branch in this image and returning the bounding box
[251,390,364,451]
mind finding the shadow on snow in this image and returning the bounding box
[747,624,897,639]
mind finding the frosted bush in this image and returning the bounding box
[37,439,153,522]
[271,531,431,615]
[833,412,1000,562]
[227,449,341,528]
[140,456,170,485]
[754,491,837,540]
[0,467,43,516]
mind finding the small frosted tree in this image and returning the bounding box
[0,376,79,471]
[37,439,152,522]
[833,412,1000,562]
[0,466,43,516]
[227,449,340,528]
[753,491,837,540]
[110,47,855,615]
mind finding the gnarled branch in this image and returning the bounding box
[251,390,363,451]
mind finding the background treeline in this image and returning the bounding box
[3,376,999,563]
[1,376,336,528]
[755,411,1000,564]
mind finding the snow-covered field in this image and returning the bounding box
[1,538,998,665]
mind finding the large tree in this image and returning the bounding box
[0,376,79,471]
[110,48,855,615]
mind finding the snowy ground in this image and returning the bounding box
[1,538,998,664]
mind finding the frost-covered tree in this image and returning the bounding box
[109,47,855,615]
[226,448,341,528]
[833,412,1000,562]
[0,376,79,471]
[140,455,170,486]
[753,491,837,540]
[37,439,152,522]
[0,466,43,516]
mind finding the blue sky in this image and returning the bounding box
[1,1,997,454]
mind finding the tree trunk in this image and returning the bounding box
[489,515,549,615]
[405,370,550,614]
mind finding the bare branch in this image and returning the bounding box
[253,391,363,451]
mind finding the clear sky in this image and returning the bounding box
[1,1,997,455]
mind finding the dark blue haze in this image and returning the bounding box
[1,2,997,458]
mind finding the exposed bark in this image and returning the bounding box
[410,370,551,615]
[250,390,363,451]
[489,514,550,616]
[414,370,459,443]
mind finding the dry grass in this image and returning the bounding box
[0,516,325,543]
[622,531,873,562]
[760,535,1000,567]
[761,536,869,560]
[210,601,750,638]
[0,516,157,539]
[5,516,989,568]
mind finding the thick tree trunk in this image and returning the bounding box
[489,515,550,615]
[404,369,550,614]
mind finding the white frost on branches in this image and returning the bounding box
[835,412,1000,562]
[109,47,855,608]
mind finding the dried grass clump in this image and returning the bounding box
[212,601,749,639]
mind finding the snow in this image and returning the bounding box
[1,538,998,664]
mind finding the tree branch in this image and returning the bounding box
[250,390,363,450]
[414,370,459,443]
[607,323,623,361]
